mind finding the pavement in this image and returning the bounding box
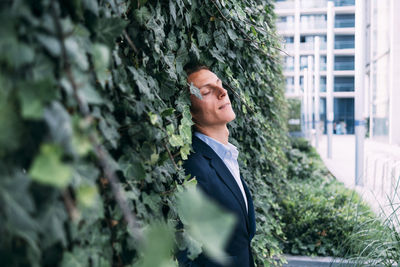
[315,134,400,216]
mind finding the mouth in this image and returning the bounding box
[219,103,230,110]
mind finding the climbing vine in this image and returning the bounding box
[0,0,288,266]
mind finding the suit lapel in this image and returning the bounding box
[241,176,256,239]
[192,136,250,231]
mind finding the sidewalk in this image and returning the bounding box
[315,134,400,216]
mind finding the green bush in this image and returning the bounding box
[280,138,376,257]
[286,98,301,133]
[0,0,288,266]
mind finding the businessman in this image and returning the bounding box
[177,64,256,267]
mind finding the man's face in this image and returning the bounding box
[188,69,236,128]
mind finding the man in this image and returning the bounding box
[177,64,256,267]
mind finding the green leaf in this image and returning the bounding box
[180,143,190,160]
[169,0,176,22]
[36,34,61,57]
[227,29,238,41]
[127,67,154,99]
[209,48,225,62]
[82,0,99,15]
[96,18,128,48]
[79,85,103,104]
[18,79,56,119]
[134,6,151,26]
[61,252,86,267]
[169,134,183,147]
[135,223,175,267]
[195,27,210,47]
[118,156,146,180]
[29,144,72,188]
[161,108,175,117]
[148,112,160,126]
[176,185,236,264]
[189,82,202,100]
[77,185,99,208]
[92,43,110,88]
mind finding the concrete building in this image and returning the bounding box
[276,0,400,213]
[275,0,356,134]
[365,0,400,146]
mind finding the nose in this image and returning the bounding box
[216,85,227,100]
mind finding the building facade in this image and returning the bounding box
[275,0,356,134]
[365,0,400,146]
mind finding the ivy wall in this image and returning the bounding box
[0,0,288,266]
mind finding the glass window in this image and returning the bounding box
[320,76,326,92]
[320,56,327,71]
[284,56,295,71]
[334,98,354,134]
[335,14,355,28]
[334,0,355,6]
[300,15,327,30]
[284,36,294,43]
[335,35,355,49]
[301,0,328,8]
[334,77,354,91]
[334,56,354,70]
[277,16,295,31]
[285,77,295,93]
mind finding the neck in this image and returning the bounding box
[195,124,230,144]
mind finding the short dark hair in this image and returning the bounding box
[184,61,209,76]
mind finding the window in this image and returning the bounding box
[320,76,326,92]
[334,77,354,91]
[334,98,354,134]
[335,35,355,49]
[335,14,355,28]
[300,15,327,30]
[334,0,355,7]
[285,77,295,93]
[335,56,354,70]
[284,36,294,43]
[284,56,294,71]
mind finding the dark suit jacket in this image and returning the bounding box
[177,135,256,267]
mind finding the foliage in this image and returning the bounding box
[0,0,288,266]
[280,138,376,257]
[340,190,400,266]
[286,98,301,133]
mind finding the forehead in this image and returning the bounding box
[187,69,219,88]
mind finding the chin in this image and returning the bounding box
[226,111,236,123]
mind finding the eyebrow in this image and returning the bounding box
[199,78,222,89]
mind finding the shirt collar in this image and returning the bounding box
[194,132,238,161]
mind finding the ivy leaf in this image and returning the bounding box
[118,156,146,180]
[189,82,202,100]
[176,185,236,264]
[127,66,154,100]
[77,185,99,208]
[195,27,210,47]
[175,41,188,73]
[210,48,225,62]
[169,134,184,147]
[169,0,176,23]
[96,18,128,48]
[134,6,151,26]
[36,34,61,57]
[227,29,238,41]
[29,144,72,188]
[18,79,56,119]
[161,108,175,117]
[135,223,175,267]
[82,0,99,15]
[92,43,110,88]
